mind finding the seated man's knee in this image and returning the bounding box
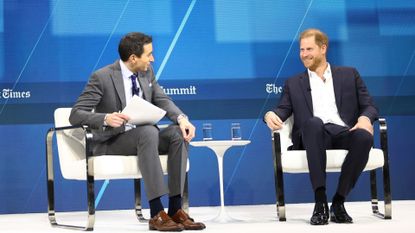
[352,128,373,146]
[307,117,324,125]
[164,125,185,142]
[135,125,159,141]
[303,117,324,131]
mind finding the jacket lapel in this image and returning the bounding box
[331,66,342,110]
[137,73,151,101]
[300,71,313,114]
[111,61,127,109]
[138,66,155,101]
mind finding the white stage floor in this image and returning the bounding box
[1,201,414,233]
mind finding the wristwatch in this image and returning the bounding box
[177,114,188,124]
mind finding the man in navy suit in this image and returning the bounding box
[264,28,378,225]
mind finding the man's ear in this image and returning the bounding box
[321,44,327,55]
[128,54,135,61]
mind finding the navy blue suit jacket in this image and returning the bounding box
[272,66,378,149]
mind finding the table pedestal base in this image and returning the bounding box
[210,207,243,223]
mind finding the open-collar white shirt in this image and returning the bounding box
[308,63,347,127]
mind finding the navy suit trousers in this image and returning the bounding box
[300,117,373,197]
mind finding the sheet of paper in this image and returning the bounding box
[121,95,166,125]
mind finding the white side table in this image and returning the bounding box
[190,140,251,222]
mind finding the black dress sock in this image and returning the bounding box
[149,197,164,218]
[332,192,345,205]
[315,187,327,203]
[168,194,182,216]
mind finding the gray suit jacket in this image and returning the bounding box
[69,60,184,154]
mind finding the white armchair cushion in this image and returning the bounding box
[278,115,385,174]
[54,108,189,181]
[281,148,384,173]
[61,155,170,180]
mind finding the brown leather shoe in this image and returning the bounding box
[149,210,184,231]
[171,209,206,230]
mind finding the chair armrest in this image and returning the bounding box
[378,117,387,148]
[158,124,169,130]
[378,117,390,161]
[46,125,85,146]
[47,125,94,158]
[53,125,85,131]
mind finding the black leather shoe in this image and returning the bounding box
[310,202,329,225]
[330,202,353,223]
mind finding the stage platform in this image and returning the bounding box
[1,200,413,233]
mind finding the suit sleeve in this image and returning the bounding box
[147,68,184,124]
[354,68,378,123]
[69,72,107,129]
[273,80,293,122]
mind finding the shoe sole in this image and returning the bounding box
[330,216,353,224]
[310,221,328,225]
[149,226,184,231]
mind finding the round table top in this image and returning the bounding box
[190,140,251,147]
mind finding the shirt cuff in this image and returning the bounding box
[103,114,109,126]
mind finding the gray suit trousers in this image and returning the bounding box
[102,124,188,200]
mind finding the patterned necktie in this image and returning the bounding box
[130,73,140,96]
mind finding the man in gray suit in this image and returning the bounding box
[70,32,205,231]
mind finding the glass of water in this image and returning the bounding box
[202,123,213,141]
[231,123,242,140]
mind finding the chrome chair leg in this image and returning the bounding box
[182,173,190,214]
[379,118,392,219]
[46,127,96,231]
[370,170,380,215]
[272,132,286,221]
[134,179,147,222]
[370,118,392,220]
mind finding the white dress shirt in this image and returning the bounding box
[308,63,347,127]
[119,60,187,125]
[119,60,143,130]
[119,60,143,106]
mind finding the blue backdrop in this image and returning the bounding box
[1,0,414,214]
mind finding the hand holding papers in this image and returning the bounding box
[121,95,166,125]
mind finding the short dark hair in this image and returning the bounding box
[118,32,152,61]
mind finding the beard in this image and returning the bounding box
[302,56,323,71]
